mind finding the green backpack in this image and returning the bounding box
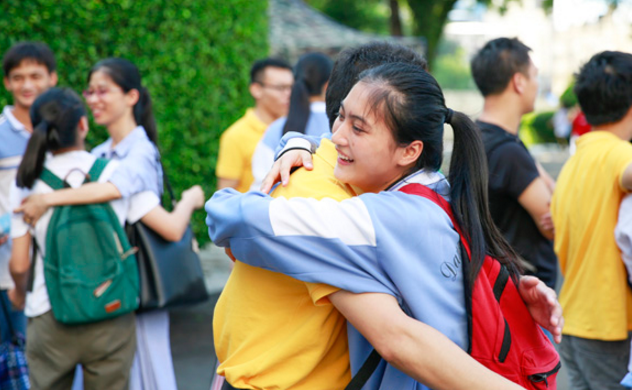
[36,158,140,324]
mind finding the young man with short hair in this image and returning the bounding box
[552,51,632,390]
[0,42,57,340]
[470,37,558,289]
[215,58,293,192]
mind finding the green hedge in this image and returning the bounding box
[0,0,269,244]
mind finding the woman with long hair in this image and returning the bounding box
[15,59,202,390]
[206,63,559,389]
[9,87,202,389]
[250,52,332,190]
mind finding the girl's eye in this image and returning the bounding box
[353,126,364,133]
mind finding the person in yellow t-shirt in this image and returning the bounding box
[214,138,355,390]
[216,58,293,193]
[551,51,632,390]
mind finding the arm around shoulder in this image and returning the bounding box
[15,182,122,225]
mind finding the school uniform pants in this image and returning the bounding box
[26,311,136,390]
[560,333,631,390]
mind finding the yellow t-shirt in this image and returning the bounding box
[214,139,357,389]
[552,131,632,340]
[216,108,267,193]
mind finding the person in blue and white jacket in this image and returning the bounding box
[207,63,544,389]
[250,52,332,191]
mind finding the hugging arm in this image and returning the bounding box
[330,291,524,390]
[15,182,122,224]
[207,188,563,340]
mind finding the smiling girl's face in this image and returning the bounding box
[84,69,137,129]
[331,81,416,193]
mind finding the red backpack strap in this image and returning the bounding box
[398,183,472,259]
[398,183,476,354]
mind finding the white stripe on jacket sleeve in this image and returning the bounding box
[269,196,377,246]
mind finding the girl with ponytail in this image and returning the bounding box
[15,59,203,390]
[206,63,561,389]
[10,88,202,389]
[250,52,332,190]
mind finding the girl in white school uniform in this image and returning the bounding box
[9,87,202,390]
[17,59,203,390]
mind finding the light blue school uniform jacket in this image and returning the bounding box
[250,102,330,191]
[205,169,468,390]
[91,126,162,197]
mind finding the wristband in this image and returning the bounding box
[275,146,313,161]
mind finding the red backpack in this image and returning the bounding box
[345,183,560,390]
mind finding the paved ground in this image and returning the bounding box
[170,245,230,390]
[170,146,573,389]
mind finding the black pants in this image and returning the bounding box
[221,381,245,390]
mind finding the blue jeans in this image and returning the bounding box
[0,290,26,341]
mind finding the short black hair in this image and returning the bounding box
[470,38,531,97]
[3,41,56,77]
[250,58,292,84]
[574,51,632,126]
[325,41,427,127]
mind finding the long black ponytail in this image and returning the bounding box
[359,63,522,283]
[17,88,86,189]
[282,52,332,135]
[448,111,522,282]
[89,58,158,144]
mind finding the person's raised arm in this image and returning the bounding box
[259,149,313,193]
[329,291,525,390]
[259,132,322,193]
[140,185,205,242]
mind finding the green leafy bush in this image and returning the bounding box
[520,111,557,145]
[0,0,269,244]
[560,82,577,109]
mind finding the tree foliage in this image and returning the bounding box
[0,0,269,244]
[306,0,392,35]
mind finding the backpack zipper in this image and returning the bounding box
[112,232,137,259]
[527,361,562,387]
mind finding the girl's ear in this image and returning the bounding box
[126,88,140,106]
[398,140,424,167]
[77,116,89,139]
